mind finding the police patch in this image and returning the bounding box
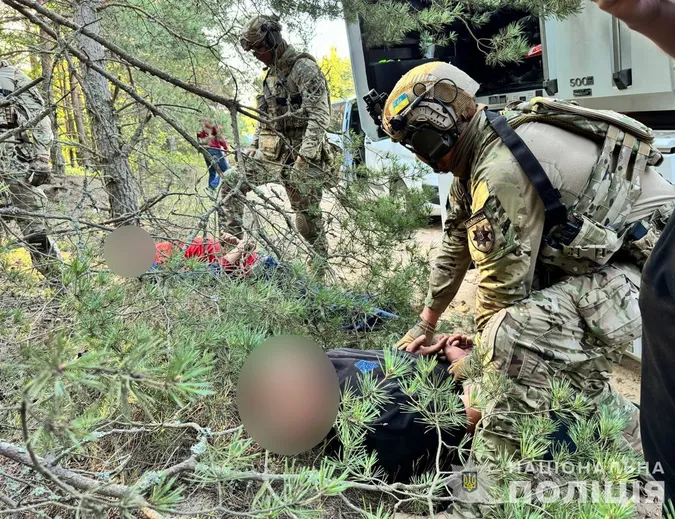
[466,212,494,254]
[392,93,410,114]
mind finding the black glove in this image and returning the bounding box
[26,157,51,187]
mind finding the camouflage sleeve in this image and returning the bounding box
[424,178,472,313]
[13,67,53,156]
[290,58,330,160]
[251,94,267,149]
[468,155,545,331]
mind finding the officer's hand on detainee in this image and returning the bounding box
[405,333,473,363]
[220,232,240,246]
[593,0,661,27]
[395,319,436,350]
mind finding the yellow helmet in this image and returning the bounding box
[382,61,480,143]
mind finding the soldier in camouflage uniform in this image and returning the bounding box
[229,14,333,260]
[372,62,675,516]
[0,61,61,281]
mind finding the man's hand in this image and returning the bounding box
[236,238,257,253]
[395,319,436,350]
[293,155,309,171]
[404,333,473,363]
[220,232,240,246]
[593,0,661,29]
[247,146,258,158]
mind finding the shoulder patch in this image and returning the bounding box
[465,211,494,254]
[464,211,487,230]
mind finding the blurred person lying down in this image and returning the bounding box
[250,332,641,488]
[152,232,259,276]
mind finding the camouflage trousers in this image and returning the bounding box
[0,145,61,279]
[449,262,643,517]
[219,154,328,259]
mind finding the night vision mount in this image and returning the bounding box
[363,89,388,128]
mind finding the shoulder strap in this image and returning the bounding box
[485,110,567,233]
[262,68,273,101]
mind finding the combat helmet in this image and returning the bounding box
[239,14,283,51]
[380,62,480,164]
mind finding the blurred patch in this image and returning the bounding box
[237,336,340,456]
[104,225,155,278]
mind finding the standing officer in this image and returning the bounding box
[0,60,61,281]
[229,14,333,261]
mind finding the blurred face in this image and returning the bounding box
[237,337,341,456]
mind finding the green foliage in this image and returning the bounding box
[319,46,355,100]
[343,0,583,65]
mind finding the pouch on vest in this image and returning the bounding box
[576,267,641,349]
[0,105,17,129]
[258,132,283,162]
[540,213,626,273]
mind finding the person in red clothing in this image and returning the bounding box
[153,232,259,276]
[197,121,230,190]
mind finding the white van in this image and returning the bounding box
[327,97,442,217]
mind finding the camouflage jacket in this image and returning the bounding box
[0,61,53,158]
[252,45,330,162]
[427,110,675,331]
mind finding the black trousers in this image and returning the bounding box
[640,211,675,505]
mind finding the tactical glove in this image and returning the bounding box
[395,319,436,350]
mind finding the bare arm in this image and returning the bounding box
[594,0,675,58]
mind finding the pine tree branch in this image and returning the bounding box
[0,438,147,500]
[4,0,240,110]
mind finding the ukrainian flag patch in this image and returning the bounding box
[392,93,409,114]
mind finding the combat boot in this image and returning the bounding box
[27,234,64,288]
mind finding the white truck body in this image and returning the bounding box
[344,0,675,361]
[327,97,442,216]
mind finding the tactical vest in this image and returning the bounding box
[257,51,331,162]
[0,63,18,130]
[483,98,671,275]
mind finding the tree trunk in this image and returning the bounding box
[73,0,140,223]
[59,64,78,167]
[38,22,66,181]
[68,64,91,168]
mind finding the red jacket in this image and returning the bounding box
[154,237,258,275]
[197,123,229,151]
